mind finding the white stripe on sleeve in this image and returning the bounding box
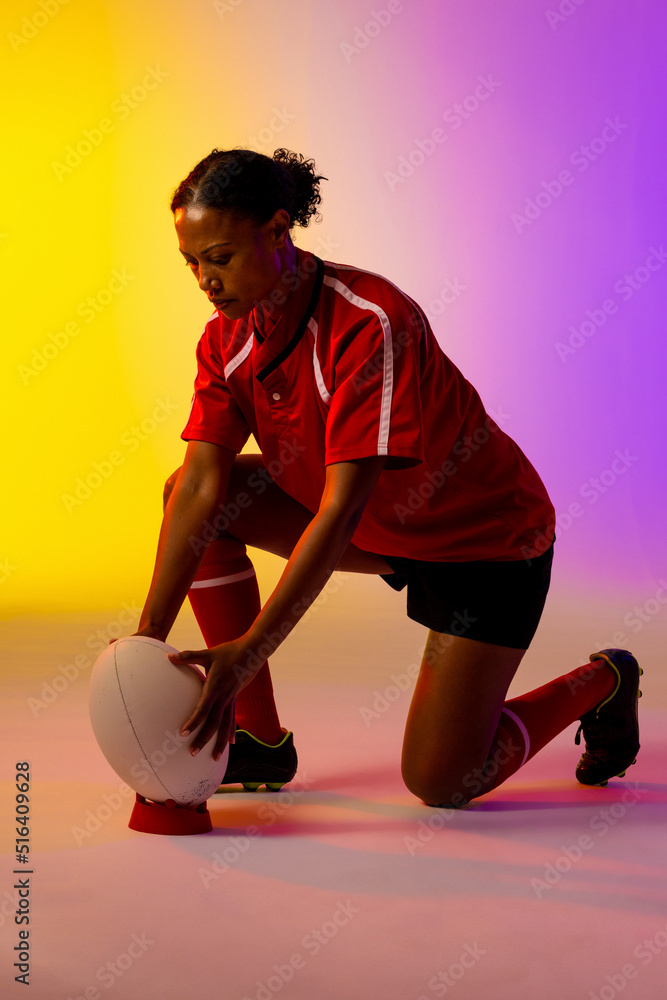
[307,317,332,406]
[323,275,393,455]
[223,329,254,381]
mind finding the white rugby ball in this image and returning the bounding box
[89,635,229,808]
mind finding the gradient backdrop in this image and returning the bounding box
[2,0,666,616]
[2,5,667,999]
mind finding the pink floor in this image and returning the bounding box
[2,574,666,1000]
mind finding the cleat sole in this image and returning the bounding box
[242,782,261,791]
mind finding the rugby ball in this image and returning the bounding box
[89,635,229,807]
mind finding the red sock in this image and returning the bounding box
[188,536,283,744]
[482,659,617,792]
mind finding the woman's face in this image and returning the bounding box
[174,204,293,319]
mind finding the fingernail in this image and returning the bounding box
[191,747,199,756]
[213,752,221,761]
[181,729,190,737]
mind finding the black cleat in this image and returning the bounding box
[216,728,297,792]
[575,649,642,786]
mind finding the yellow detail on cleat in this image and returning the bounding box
[242,782,261,791]
[617,771,626,777]
[266,782,285,791]
[589,653,621,716]
[639,668,644,675]
[639,690,642,697]
[236,728,293,749]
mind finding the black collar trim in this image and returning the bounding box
[256,256,324,383]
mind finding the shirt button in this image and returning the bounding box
[272,392,281,401]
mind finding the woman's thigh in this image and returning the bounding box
[195,453,395,575]
[401,632,526,806]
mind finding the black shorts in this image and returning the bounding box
[379,541,554,650]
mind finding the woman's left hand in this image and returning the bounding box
[167,639,255,761]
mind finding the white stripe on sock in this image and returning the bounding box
[501,707,531,767]
[190,568,256,589]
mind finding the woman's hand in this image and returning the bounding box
[167,639,256,761]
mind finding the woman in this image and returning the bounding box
[136,147,641,807]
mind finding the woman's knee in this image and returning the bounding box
[401,753,481,808]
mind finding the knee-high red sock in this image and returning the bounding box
[187,536,283,744]
[481,659,617,792]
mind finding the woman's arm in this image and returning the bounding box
[169,455,388,757]
[137,439,237,641]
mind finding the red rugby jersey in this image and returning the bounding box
[182,248,555,562]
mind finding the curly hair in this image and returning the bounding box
[170,147,327,230]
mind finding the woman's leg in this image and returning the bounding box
[401,631,618,806]
[164,454,393,742]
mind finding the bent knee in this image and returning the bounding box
[401,758,479,808]
[163,466,183,509]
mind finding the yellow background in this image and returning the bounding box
[3,0,664,615]
[3,0,328,614]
